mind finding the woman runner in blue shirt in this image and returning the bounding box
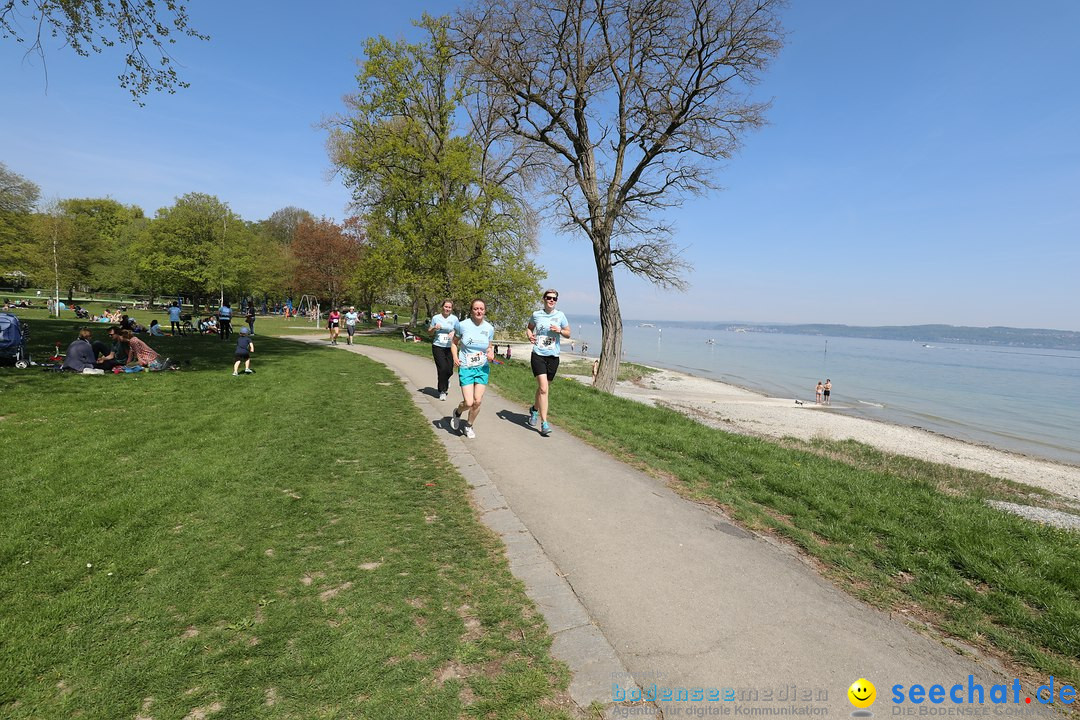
[450,299,495,439]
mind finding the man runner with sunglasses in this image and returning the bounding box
[526,289,571,437]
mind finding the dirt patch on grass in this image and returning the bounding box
[182,702,222,720]
[319,582,353,602]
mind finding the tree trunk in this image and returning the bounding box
[592,232,622,392]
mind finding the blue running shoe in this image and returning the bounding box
[540,421,552,437]
[528,406,539,427]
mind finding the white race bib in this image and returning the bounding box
[436,332,450,345]
[462,351,486,368]
[536,334,556,349]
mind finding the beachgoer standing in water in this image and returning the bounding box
[816,381,824,404]
[824,379,832,405]
[429,299,458,401]
[526,289,570,437]
[450,299,495,439]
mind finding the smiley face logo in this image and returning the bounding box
[848,678,876,709]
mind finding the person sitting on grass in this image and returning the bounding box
[61,328,98,372]
[120,329,164,369]
[148,319,165,336]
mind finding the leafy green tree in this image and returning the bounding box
[0,161,40,279]
[327,14,541,329]
[138,193,237,309]
[51,198,140,300]
[1,0,208,103]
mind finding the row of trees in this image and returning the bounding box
[0,160,541,326]
[5,1,787,390]
[330,4,785,390]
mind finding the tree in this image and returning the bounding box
[1,0,207,103]
[137,193,235,309]
[53,197,139,300]
[328,14,541,329]
[290,217,361,309]
[454,0,784,390]
[0,162,40,277]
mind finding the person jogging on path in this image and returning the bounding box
[526,289,570,437]
[428,299,458,401]
[449,299,494,439]
[327,308,341,344]
[344,306,359,345]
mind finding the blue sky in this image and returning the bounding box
[3,1,1077,330]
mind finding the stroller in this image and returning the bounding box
[72,305,91,319]
[0,312,31,368]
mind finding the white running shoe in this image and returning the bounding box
[450,408,461,431]
[463,424,476,439]
[439,392,447,401]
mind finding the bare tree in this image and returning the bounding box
[453,0,784,390]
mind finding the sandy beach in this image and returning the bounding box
[499,341,1080,506]
[595,364,1080,506]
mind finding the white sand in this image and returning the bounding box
[591,366,1080,505]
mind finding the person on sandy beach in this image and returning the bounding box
[824,379,832,405]
[526,289,570,437]
[816,381,824,404]
[450,299,495,439]
[428,299,458,401]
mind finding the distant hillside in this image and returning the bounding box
[719,323,1080,351]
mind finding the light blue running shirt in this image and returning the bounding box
[529,309,568,357]
[454,318,494,368]
[430,314,458,348]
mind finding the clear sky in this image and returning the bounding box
[3,1,1077,330]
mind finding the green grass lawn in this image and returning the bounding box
[351,334,1080,689]
[0,316,575,719]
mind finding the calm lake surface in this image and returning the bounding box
[568,316,1080,466]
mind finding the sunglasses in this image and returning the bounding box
[543,295,558,301]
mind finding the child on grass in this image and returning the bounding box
[232,327,255,375]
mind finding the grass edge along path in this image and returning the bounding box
[0,333,577,720]
[353,335,1080,692]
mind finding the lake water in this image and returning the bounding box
[568,317,1080,466]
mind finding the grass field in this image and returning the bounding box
[349,334,1080,691]
[5,309,1080,711]
[0,313,576,719]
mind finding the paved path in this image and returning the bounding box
[300,339,1021,718]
